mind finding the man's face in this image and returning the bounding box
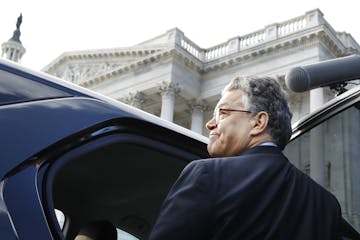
[206,90,254,157]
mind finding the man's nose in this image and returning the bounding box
[206,117,217,130]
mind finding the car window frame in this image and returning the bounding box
[290,86,360,141]
[40,130,207,239]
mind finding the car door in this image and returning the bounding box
[1,116,208,240]
[0,57,209,240]
[41,120,209,240]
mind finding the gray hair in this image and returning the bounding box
[222,76,292,149]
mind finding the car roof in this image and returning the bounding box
[0,59,208,178]
[0,59,208,142]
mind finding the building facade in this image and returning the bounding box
[44,9,360,134]
[43,8,360,230]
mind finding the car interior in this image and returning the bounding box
[44,133,204,240]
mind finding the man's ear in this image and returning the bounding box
[249,111,269,136]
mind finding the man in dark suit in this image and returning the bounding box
[149,76,342,239]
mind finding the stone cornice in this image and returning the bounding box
[80,46,208,88]
[42,45,168,73]
[172,45,204,72]
[81,49,175,87]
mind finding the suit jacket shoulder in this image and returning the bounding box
[149,146,342,240]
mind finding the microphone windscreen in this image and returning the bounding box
[285,55,360,92]
[285,67,310,92]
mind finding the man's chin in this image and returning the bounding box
[207,145,223,157]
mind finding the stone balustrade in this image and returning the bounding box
[277,16,307,37]
[239,29,266,49]
[176,9,325,62]
[180,36,202,60]
[205,42,229,61]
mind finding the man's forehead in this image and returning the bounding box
[215,90,245,108]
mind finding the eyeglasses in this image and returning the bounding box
[213,108,251,123]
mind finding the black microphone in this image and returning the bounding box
[285,54,360,92]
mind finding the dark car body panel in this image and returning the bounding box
[4,166,53,239]
[0,97,135,179]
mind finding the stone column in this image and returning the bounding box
[188,100,208,134]
[159,82,180,122]
[310,88,324,112]
[309,87,325,186]
[309,125,325,186]
[122,91,146,109]
[1,41,26,63]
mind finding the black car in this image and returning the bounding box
[0,58,359,239]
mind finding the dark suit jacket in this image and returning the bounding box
[149,146,342,240]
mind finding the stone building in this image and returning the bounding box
[44,9,360,135]
[43,8,360,230]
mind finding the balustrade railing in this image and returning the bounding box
[180,37,202,60]
[239,30,266,49]
[277,16,307,37]
[177,10,320,62]
[205,42,229,61]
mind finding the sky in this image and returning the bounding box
[1,0,359,71]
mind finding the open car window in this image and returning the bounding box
[117,228,139,240]
[55,209,65,230]
[54,208,139,239]
[44,133,203,240]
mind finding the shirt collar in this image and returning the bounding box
[257,141,278,147]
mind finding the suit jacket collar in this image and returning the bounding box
[239,145,282,156]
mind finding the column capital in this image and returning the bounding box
[158,81,181,97]
[121,91,146,109]
[187,99,209,112]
